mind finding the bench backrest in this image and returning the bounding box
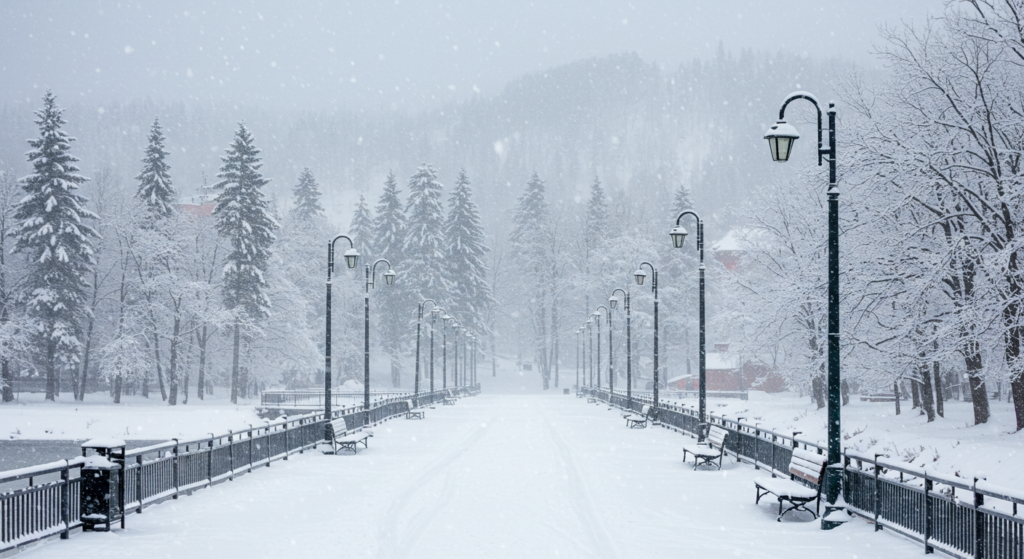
[789,448,828,486]
[405,399,415,410]
[707,425,729,449]
[640,404,651,417]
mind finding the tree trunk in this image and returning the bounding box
[811,373,825,410]
[197,325,208,400]
[965,342,990,424]
[391,358,401,388]
[919,362,936,422]
[840,378,850,406]
[911,377,922,410]
[1,357,11,403]
[894,380,901,415]
[77,313,94,401]
[113,374,122,404]
[230,321,240,404]
[152,330,167,401]
[933,360,944,418]
[167,312,180,406]
[552,299,559,388]
[44,338,56,401]
[1011,374,1024,432]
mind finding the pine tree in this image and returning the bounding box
[349,195,375,259]
[12,91,99,401]
[135,118,176,218]
[403,164,449,299]
[586,176,608,241]
[373,172,404,263]
[510,172,554,388]
[445,168,493,337]
[672,183,694,218]
[291,168,325,221]
[374,171,410,387]
[213,123,277,404]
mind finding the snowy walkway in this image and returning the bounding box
[23,394,919,558]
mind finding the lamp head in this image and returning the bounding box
[431,307,441,318]
[383,269,396,285]
[634,268,647,286]
[609,296,619,309]
[670,226,688,249]
[764,120,800,162]
[343,248,360,269]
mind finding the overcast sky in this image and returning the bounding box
[1,0,941,112]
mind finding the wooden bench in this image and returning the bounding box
[586,395,597,403]
[753,448,828,521]
[681,425,729,470]
[623,405,654,429]
[324,419,373,454]
[405,399,425,420]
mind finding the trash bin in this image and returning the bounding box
[81,439,126,532]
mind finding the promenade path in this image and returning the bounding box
[23,393,918,558]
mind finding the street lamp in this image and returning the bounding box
[672,211,706,441]
[765,91,843,529]
[591,310,604,391]
[453,324,461,388]
[325,234,359,441]
[364,258,396,426]
[442,313,453,389]
[596,305,612,391]
[430,307,442,392]
[589,315,598,384]
[634,262,660,421]
[610,288,631,407]
[575,327,583,392]
[416,300,438,399]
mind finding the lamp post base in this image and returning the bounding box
[820,465,849,530]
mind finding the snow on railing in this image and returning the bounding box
[581,386,1022,558]
[1,385,481,555]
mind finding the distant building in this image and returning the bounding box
[664,343,784,393]
[176,185,217,217]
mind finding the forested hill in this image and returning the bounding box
[0,49,842,229]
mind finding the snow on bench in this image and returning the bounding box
[623,405,654,429]
[405,399,425,420]
[682,425,729,470]
[754,448,828,521]
[324,419,373,455]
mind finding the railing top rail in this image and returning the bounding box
[0,457,84,484]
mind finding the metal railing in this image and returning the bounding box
[1,384,481,555]
[581,386,1023,558]
[259,389,416,409]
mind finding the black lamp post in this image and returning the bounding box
[416,300,438,399]
[634,263,660,421]
[586,318,594,387]
[671,211,706,441]
[575,327,583,392]
[441,312,452,389]
[596,305,612,391]
[452,325,461,388]
[610,288,631,407]
[764,91,843,529]
[430,307,441,392]
[363,259,396,426]
[324,235,359,441]
[591,310,604,390]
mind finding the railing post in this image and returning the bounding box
[228,431,234,481]
[754,424,761,470]
[973,476,985,559]
[134,454,144,513]
[60,461,70,539]
[265,422,271,467]
[206,437,213,487]
[924,471,933,554]
[248,426,254,473]
[284,417,290,460]
[874,453,882,532]
[173,439,179,500]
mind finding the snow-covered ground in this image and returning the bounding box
[20,393,918,559]
[657,391,1023,489]
[0,393,266,442]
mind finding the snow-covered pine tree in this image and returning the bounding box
[586,176,608,240]
[403,164,449,300]
[349,195,375,259]
[290,167,325,221]
[135,117,176,218]
[510,172,554,388]
[12,92,99,401]
[213,123,277,404]
[374,171,410,387]
[445,168,493,339]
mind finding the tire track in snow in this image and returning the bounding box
[542,413,619,559]
[376,416,494,559]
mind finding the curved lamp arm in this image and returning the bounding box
[609,288,627,310]
[367,258,396,289]
[328,234,359,279]
[777,91,830,166]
